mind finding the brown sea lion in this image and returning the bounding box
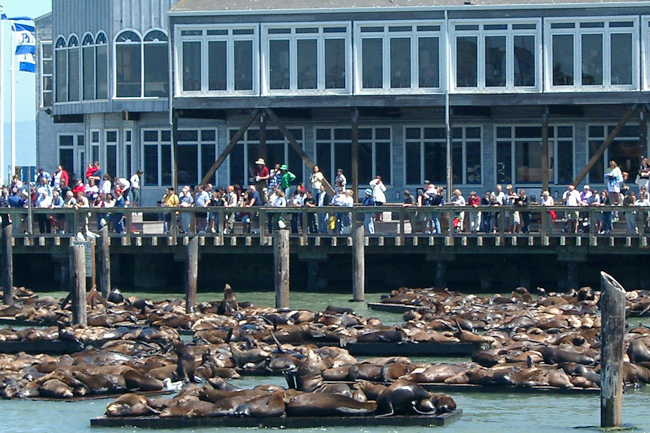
[285,392,376,417]
[39,379,73,399]
[121,368,164,391]
[375,380,432,416]
[235,390,286,418]
[106,393,160,417]
[173,340,196,383]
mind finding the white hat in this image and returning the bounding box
[255,158,265,165]
[583,185,590,189]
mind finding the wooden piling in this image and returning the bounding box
[97,226,111,298]
[352,223,365,302]
[185,236,199,313]
[274,229,290,309]
[2,224,13,305]
[600,271,626,428]
[69,244,87,325]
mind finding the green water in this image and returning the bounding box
[2,290,650,432]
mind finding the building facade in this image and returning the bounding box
[36,0,650,205]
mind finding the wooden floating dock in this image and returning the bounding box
[27,389,174,402]
[90,410,462,429]
[0,339,83,354]
[367,302,418,313]
[334,341,489,357]
[419,382,600,395]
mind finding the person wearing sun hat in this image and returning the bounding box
[280,164,296,198]
[362,188,375,234]
[253,158,270,203]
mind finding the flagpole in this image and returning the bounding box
[0,5,5,186]
[10,17,15,182]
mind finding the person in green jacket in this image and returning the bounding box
[280,164,296,198]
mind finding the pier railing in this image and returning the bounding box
[1,204,647,247]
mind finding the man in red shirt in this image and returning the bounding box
[253,158,270,203]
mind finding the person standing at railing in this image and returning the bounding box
[247,184,262,234]
[310,165,324,201]
[253,159,270,203]
[0,187,10,229]
[224,185,238,234]
[467,191,481,233]
[161,187,179,234]
[540,190,555,234]
[605,160,623,205]
[335,168,347,189]
[362,188,375,235]
[316,185,330,234]
[303,190,317,234]
[516,189,531,234]
[268,163,282,194]
[290,188,306,234]
[194,185,211,234]
[623,191,638,235]
[178,186,194,234]
[100,174,112,197]
[480,191,492,233]
[74,191,90,235]
[62,191,76,234]
[450,189,466,233]
[505,185,520,233]
[370,175,386,222]
[52,165,69,195]
[490,184,506,232]
[598,189,612,235]
[208,190,224,234]
[271,189,287,229]
[112,190,126,234]
[36,191,53,234]
[635,187,650,233]
[129,170,142,207]
[562,184,581,234]
[280,165,296,199]
[341,190,354,234]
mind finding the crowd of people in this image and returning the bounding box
[0,162,142,235]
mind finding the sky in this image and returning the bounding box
[1,0,52,168]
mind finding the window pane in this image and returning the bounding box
[514,35,535,87]
[55,50,67,102]
[229,144,245,185]
[362,38,383,88]
[182,41,201,92]
[552,34,574,86]
[405,142,420,184]
[59,149,74,174]
[234,40,253,91]
[269,39,290,90]
[116,43,141,97]
[452,141,462,184]
[68,48,80,101]
[201,144,216,185]
[418,37,439,88]
[456,36,477,87]
[316,141,332,180]
[466,141,481,184]
[144,145,158,185]
[557,140,573,183]
[82,46,95,100]
[376,141,391,184]
[611,33,632,85]
[588,140,604,183]
[161,144,172,186]
[424,141,446,183]
[106,144,117,177]
[178,145,198,184]
[496,141,512,184]
[59,135,74,146]
[359,142,372,182]
[611,139,639,180]
[144,43,169,97]
[208,41,227,91]
[485,36,506,87]
[325,39,345,89]
[390,38,411,88]
[335,140,351,183]
[515,140,541,183]
[297,39,317,89]
[96,45,108,99]
[581,34,603,85]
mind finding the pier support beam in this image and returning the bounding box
[2,224,12,305]
[185,236,198,313]
[274,229,290,309]
[600,271,626,428]
[352,223,365,302]
[70,244,87,325]
[98,226,111,298]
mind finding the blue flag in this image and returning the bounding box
[12,22,35,73]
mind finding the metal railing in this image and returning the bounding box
[0,204,646,246]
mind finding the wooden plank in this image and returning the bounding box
[91,410,462,429]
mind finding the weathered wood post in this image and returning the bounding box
[600,271,626,428]
[2,224,13,305]
[185,236,199,313]
[352,222,365,302]
[70,244,87,325]
[97,226,111,298]
[274,229,290,309]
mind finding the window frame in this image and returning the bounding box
[585,122,642,185]
[642,17,650,91]
[82,32,96,101]
[143,29,170,98]
[176,128,218,185]
[175,24,259,97]
[354,20,444,94]
[39,40,53,108]
[450,19,541,92]
[67,34,81,102]
[54,36,68,103]
[141,128,173,187]
[402,125,483,187]
[262,22,352,95]
[545,16,639,91]
[493,124,575,186]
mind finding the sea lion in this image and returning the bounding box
[39,379,73,399]
[536,346,596,365]
[121,368,164,391]
[289,350,325,392]
[375,380,432,416]
[627,338,650,364]
[218,284,238,315]
[381,360,414,382]
[285,392,376,417]
[347,363,383,381]
[106,393,161,417]
[235,391,285,418]
[548,369,573,389]
[401,363,466,383]
[173,340,197,383]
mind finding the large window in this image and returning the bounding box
[404,126,482,186]
[452,21,539,91]
[142,129,172,186]
[587,124,640,185]
[57,134,85,179]
[82,33,95,100]
[115,29,169,98]
[229,128,304,186]
[356,22,442,92]
[82,32,109,100]
[67,35,80,101]
[495,125,574,185]
[264,24,351,94]
[54,37,67,102]
[177,26,258,95]
[176,129,217,185]
[40,41,52,107]
[95,33,108,99]
[547,18,638,90]
[315,127,392,185]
